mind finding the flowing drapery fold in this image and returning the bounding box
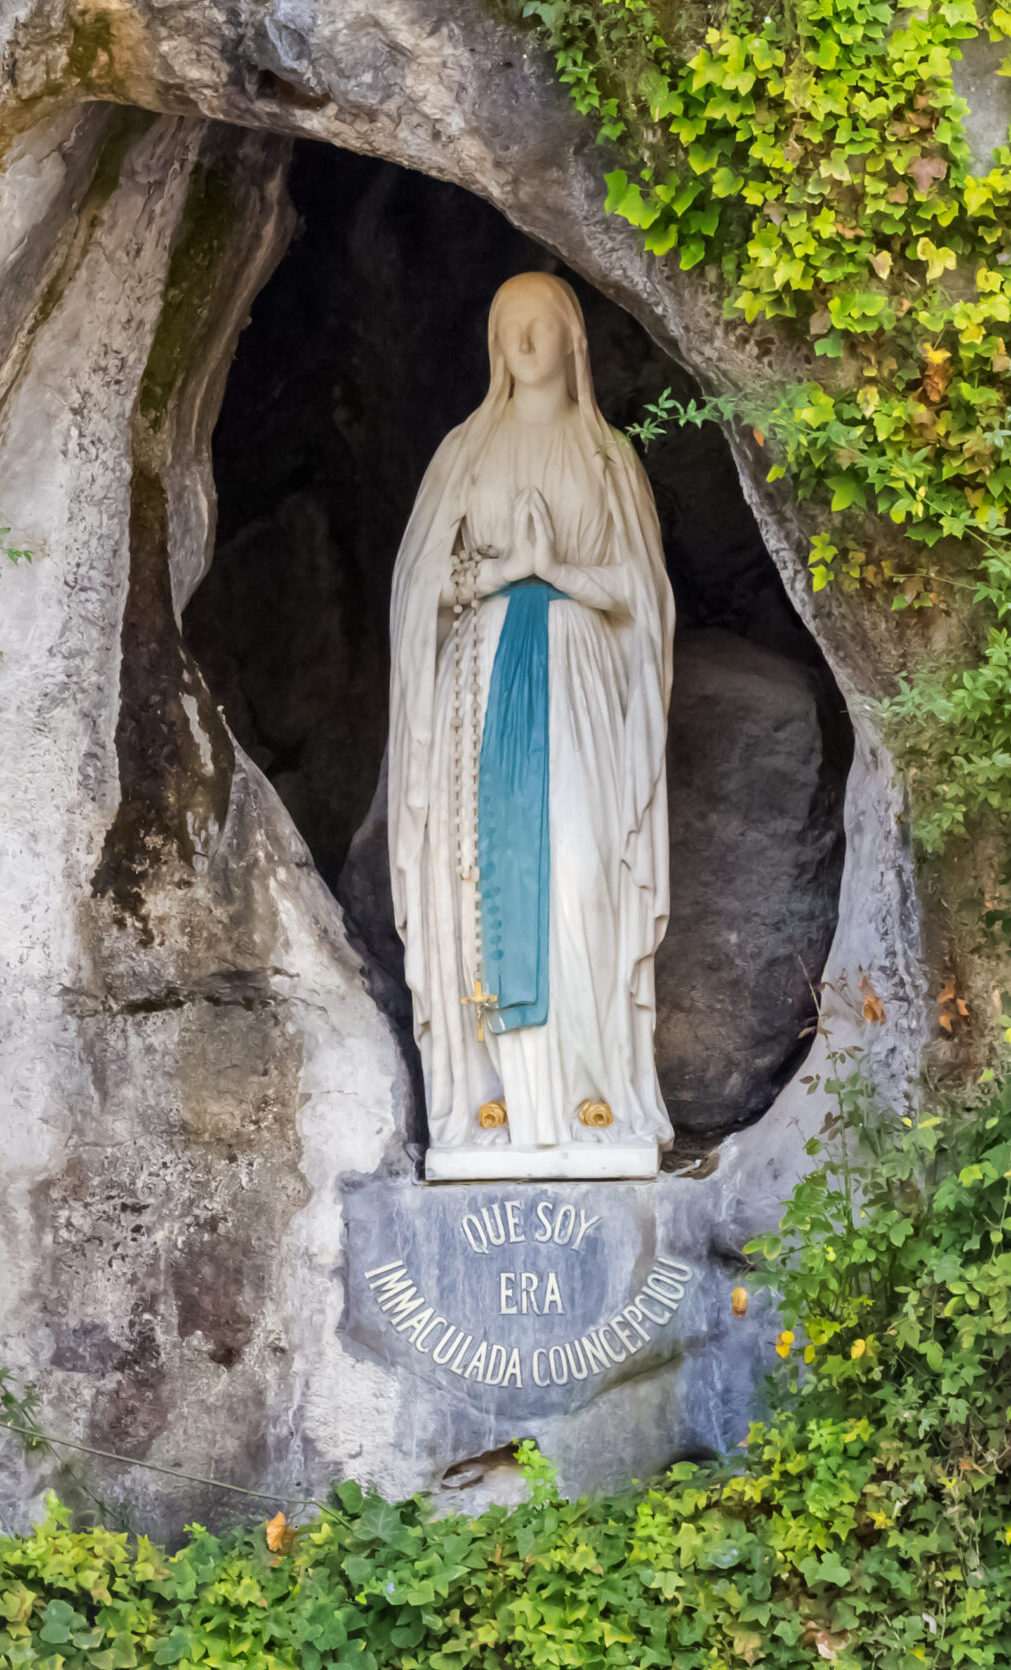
[479,578,567,1033]
[389,275,674,1151]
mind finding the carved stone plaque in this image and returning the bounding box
[342,1179,714,1418]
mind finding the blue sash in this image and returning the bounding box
[478,578,566,1035]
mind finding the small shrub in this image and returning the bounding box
[4,1069,1011,1666]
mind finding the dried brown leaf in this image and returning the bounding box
[265,1511,296,1555]
[859,975,886,1024]
[907,153,948,193]
[921,345,952,405]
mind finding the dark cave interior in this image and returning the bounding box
[184,139,853,1147]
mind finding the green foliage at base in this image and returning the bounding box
[4,1068,1011,1668]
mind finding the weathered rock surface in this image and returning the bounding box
[0,0,934,1536]
[0,110,415,1535]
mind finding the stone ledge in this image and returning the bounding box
[425,1142,661,1181]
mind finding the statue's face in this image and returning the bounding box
[496,294,569,389]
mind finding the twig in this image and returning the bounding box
[3,1422,336,1515]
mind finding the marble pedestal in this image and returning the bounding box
[425,1141,660,1182]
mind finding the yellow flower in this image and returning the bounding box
[1004,1527,1011,1545]
[851,1339,867,1359]
[825,1246,836,1262]
[775,1330,795,1358]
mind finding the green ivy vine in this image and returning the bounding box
[513,0,1011,853]
[6,1068,1011,1668]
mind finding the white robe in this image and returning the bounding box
[389,408,675,1152]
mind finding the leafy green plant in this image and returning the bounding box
[520,0,1011,569]
[0,1368,40,1444]
[880,624,1011,849]
[1,525,33,661]
[6,1069,1011,1667]
[1,526,31,606]
[625,384,681,448]
[1,528,31,569]
[522,0,1011,855]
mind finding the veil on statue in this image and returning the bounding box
[388,271,675,1169]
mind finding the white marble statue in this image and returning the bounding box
[389,272,675,1180]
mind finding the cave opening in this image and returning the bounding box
[183,138,853,1154]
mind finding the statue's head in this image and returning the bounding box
[488,272,587,399]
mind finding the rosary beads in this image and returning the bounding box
[451,526,498,1043]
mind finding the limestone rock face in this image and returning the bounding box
[0,109,414,1535]
[0,0,931,1535]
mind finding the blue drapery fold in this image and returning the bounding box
[478,578,566,1034]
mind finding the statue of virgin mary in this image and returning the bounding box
[389,272,675,1180]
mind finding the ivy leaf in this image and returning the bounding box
[72,1627,107,1650]
[603,171,660,228]
[337,1479,364,1513]
[0,1586,35,1626]
[915,237,958,282]
[265,1511,296,1555]
[153,1628,198,1664]
[799,1553,851,1587]
[811,35,840,68]
[38,1600,76,1645]
[356,1498,407,1545]
[829,473,867,511]
[907,154,949,194]
[924,1339,945,1372]
[711,165,744,196]
[645,219,681,257]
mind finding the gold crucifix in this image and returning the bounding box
[462,977,498,1043]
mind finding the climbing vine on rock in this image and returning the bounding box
[518,0,1011,563]
[514,0,1011,850]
